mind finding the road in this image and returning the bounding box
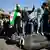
[0,39,22,50]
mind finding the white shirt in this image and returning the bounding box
[36,7,44,22]
[28,9,37,20]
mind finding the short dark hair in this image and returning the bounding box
[42,2,48,6]
[41,2,48,9]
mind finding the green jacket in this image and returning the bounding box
[10,9,21,25]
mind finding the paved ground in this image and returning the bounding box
[0,39,22,50]
[0,39,49,50]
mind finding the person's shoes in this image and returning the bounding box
[41,32,44,36]
[37,31,40,34]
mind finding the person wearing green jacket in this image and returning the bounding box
[13,4,22,35]
[10,4,21,25]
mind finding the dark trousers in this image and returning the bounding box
[14,16,22,35]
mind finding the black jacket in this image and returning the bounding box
[22,7,35,21]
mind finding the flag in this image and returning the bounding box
[10,12,14,25]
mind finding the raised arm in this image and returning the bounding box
[27,5,35,14]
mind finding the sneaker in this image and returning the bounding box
[37,31,40,34]
[41,32,44,36]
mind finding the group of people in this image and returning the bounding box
[9,2,50,36]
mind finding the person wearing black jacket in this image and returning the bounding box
[22,5,35,34]
[42,8,49,32]
[22,5,35,21]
